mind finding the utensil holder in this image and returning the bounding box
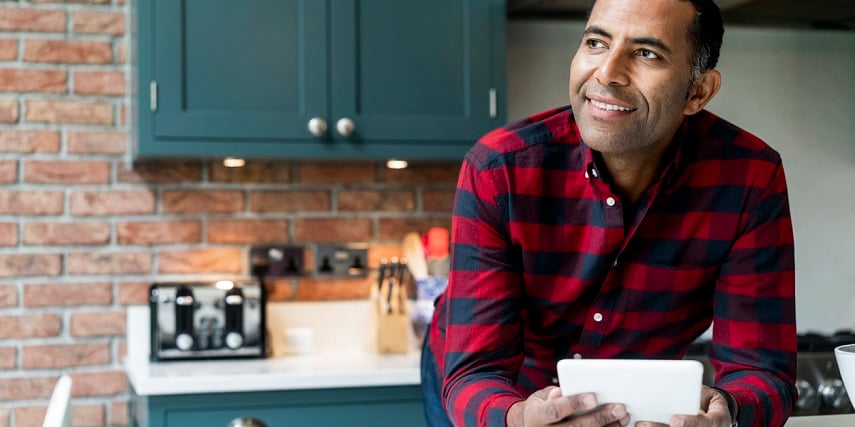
[370,284,410,354]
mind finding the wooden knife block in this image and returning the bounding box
[370,286,410,354]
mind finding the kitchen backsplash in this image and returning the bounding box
[0,1,457,425]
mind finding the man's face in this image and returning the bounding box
[569,0,697,156]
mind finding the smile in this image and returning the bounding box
[588,98,635,112]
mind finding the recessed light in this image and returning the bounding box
[386,159,408,169]
[223,157,246,168]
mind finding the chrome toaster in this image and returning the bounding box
[149,280,266,361]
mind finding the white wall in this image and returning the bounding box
[506,21,855,333]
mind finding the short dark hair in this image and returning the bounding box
[585,0,724,83]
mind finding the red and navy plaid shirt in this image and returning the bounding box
[427,106,797,427]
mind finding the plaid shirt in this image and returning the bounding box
[427,106,797,427]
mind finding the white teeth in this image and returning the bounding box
[589,99,633,112]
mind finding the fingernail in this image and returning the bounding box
[673,417,685,427]
[612,405,627,419]
[583,394,597,408]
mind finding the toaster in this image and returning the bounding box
[149,280,266,361]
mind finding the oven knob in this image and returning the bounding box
[819,378,851,409]
[176,333,194,351]
[225,332,244,349]
[795,379,818,411]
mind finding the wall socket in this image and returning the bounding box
[313,244,368,278]
[249,245,305,277]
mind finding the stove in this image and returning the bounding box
[685,330,855,417]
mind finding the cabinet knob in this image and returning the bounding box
[227,417,268,427]
[307,117,327,138]
[336,118,356,137]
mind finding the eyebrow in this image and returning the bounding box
[583,25,673,55]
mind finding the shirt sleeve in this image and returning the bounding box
[710,159,798,427]
[439,158,526,426]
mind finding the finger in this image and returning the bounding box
[547,387,563,400]
[635,422,668,427]
[670,414,701,427]
[566,404,628,427]
[527,392,597,425]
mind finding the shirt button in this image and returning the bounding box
[573,353,583,359]
[606,197,616,207]
[612,259,619,268]
[593,312,603,322]
[591,169,599,178]
[584,171,590,179]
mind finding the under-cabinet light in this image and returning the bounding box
[386,159,408,169]
[223,157,246,168]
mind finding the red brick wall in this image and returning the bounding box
[0,1,458,425]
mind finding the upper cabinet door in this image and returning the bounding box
[151,0,328,141]
[329,0,504,143]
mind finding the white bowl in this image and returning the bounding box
[835,343,855,403]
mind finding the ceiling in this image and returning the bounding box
[507,0,855,31]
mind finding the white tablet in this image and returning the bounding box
[557,358,703,425]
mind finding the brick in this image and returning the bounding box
[70,310,125,337]
[0,284,16,307]
[0,39,16,60]
[24,282,111,307]
[117,281,148,305]
[24,39,111,64]
[265,278,295,302]
[72,10,124,35]
[158,248,242,274]
[0,376,56,401]
[110,399,129,425]
[0,408,6,427]
[117,338,126,361]
[162,190,244,214]
[67,130,125,154]
[208,219,288,244]
[22,343,109,369]
[25,99,112,125]
[0,314,60,339]
[116,38,126,63]
[294,218,373,243]
[0,160,15,183]
[69,190,155,215]
[296,276,372,301]
[67,251,151,275]
[0,130,60,153]
[338,190,415,212]
[250,190,330,213]
[24,160,109,184]
[119,102,127,124]
[423,188,456,212]
[0,68,66,93]
[73,70,124,95]
[383,162,460,184]
[0,7,65,32]
[0,254,61,277]
[0,347,15,369]
[117,160,201,183]
[23,221,110,245]
[210,161,291,183]
[70,370,125,397]
[0,98,17,123]
[0,190,63,215]
[12,406,49,427]
[378,217,452,241]
[72,404,106,427]
[117,220,201,245]
[0,222,16,246]
[298,162,376,184]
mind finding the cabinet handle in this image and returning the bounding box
[336,118,356,137]
[307,117,327,138]
[227,417,268,427]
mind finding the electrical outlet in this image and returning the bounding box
[249,245,305,277]
[313,244,369,278]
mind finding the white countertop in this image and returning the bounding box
[125,304,421,396]
[785,414,855,426]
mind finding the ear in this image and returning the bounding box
[683,69,721,115]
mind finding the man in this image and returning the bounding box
[421,0,797,426]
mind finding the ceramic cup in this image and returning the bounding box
[834,343,855,404]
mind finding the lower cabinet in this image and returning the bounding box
[131,385,426,427]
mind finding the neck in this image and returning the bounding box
[598,139,673,207]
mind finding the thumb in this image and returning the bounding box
[547,387,563,400]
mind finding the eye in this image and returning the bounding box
[586,39,607,50]
[637,49,661,60]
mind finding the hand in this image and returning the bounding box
[506,386,630,427]
[635,386,732,427]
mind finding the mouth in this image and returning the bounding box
[588,98,636,112]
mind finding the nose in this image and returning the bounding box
[594,49,630,87]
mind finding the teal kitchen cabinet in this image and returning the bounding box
[135,0,506,160]
[130,386,427,427]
